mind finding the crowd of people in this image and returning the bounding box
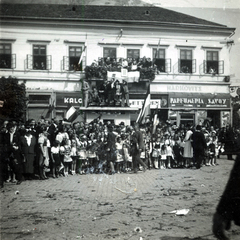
[82,78,130,108]
[85,56,157,80]
[0,116,239,188]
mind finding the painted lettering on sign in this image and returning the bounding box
[170,98,204,104]
[64,98,82,104]
[169,97,229,108]
[207,98,227,105]
[167,85,202,92]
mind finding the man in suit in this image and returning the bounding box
[106,124,117,174]
[191,125,207,169]
[131,123,148,173]
[4,121,23,184]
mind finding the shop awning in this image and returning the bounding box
[168,92,230,109]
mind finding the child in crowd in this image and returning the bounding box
[70,139,78,175]
[60,139,72,177]
[122,135,132,172]
[160,144,167,169]
[50,140,61,178]
[152,137,161,169]
[165,134,173,169]
[115,136,124,173]
[78,135,88,174]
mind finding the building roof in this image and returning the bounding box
[0,4,230,29]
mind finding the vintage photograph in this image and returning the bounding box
[1,0,240,239]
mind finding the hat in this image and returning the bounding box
[196,125,202,130]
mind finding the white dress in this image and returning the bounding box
[183,130,193,158]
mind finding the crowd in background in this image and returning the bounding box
[0,116,239,188]
[85,56,157,80]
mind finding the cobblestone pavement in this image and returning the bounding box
[1,156,240,240]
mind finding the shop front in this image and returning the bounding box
[150,82,231,128]
[26,90,83,122]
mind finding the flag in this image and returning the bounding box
[152,101,161,134]
[155,39,161,59]
[78,41,87,65]
[65,105,78,122]
[153,38,160,67]
[136,85,151,124]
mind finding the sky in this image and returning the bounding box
[142,0,240,9]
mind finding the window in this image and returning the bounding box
[127,49,140,60]
[69,46,82,71]
[33,45,46,70]
[206,51,219,74]
[152,48,171,72]
[153,48,165,72]
[0,43,15,69]
[179,49,193,73]
[28,94,50,104]
[103,47,116,60]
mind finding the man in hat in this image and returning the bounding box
[82,78,90,108]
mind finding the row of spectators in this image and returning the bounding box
[85,56,157,80]
[0,116,239,187]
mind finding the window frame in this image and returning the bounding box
[0,43,13,69]
[103,47,117,59]
[68,46,83,71]
[179,49,192,73]
[32,44,47,70]
[153,48,166,72]
[127,49,140,61]
[206,50,219,74]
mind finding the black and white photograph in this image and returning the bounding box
[1,0,240,239]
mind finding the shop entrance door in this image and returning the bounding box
[179,112,195,127]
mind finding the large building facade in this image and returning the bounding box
[0,4,235,127]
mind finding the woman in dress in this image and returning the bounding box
[37,125,49,180]
[183,124,193,168]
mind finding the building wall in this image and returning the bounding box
[0,16,234,124]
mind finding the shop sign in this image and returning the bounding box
[56,92,82,106]
[170,95,230,108]
[64,98,82,104]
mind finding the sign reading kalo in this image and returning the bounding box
[56,92,82,106]
[170,96,230,108]
[64,98,82,104]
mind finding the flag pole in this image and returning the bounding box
[153,38,161,67]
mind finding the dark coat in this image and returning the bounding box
[191,130,207,153]
[131,130,144,154]
[216,154,240,226]
[20,135,37,173]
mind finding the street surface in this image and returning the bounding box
[1,156,240,240]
